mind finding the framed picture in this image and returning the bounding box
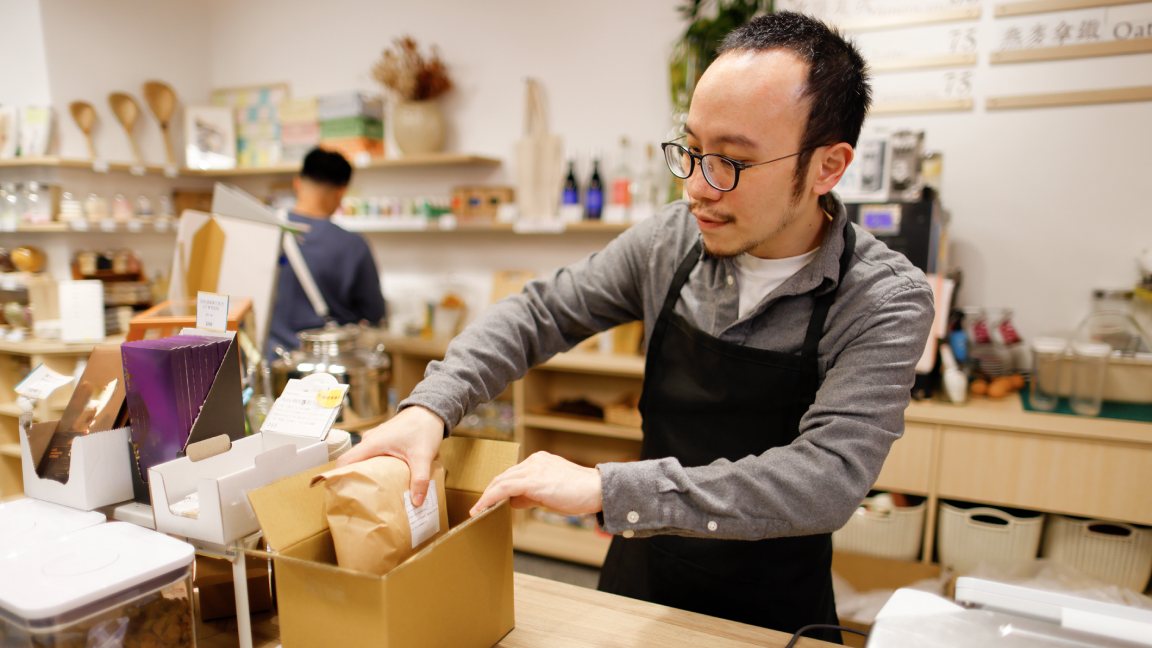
[184,105,236,170]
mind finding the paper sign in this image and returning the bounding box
[404,480,442,548]
[14,364,75,400]
[196,291,229,331]
[260,374,348,439]
[58,281,105,342]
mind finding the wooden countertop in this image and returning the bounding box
[200,573,837,647]
[906,396,1152,444]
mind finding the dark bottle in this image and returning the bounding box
[585,158,604,220]
[562,160,580,206]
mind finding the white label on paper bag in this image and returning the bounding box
[196,291,229,331]
[260,375,348,438]
[14,364,74,399]
[404,480,442,548]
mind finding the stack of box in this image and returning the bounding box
[318,91,385,163]
[212,85,289,168]
[279,97,320,165]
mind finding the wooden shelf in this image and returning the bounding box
[183,153,501,177]
[514,517,611,567]
[14,220,177,234]
[995,0,1148,17]
[871,53,979,72]
[0,153,501,178]
[871,98,975,115]
[991,38,1152,64]
[837,6,981,32]
[0,403,22,417]
[522,413,642,441]
[986,86,1152,110]
[0,443,19,459]
[539,351,646,378]
[335,218,630,235]
[0,336,117,356]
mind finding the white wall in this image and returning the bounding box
[7,0,1150,338]
[0,0,51,106]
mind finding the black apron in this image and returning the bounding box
[598,222,856,644]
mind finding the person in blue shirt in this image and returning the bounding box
[266,148,386,358]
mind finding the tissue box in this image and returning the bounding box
[248,437,518,648]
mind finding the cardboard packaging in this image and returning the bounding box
[195,554,273,621]
[832,551,942,648]
[318,91,384,122]
[249,437,519,648]
[20,344,135,510]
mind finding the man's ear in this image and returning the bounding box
[811,143,854,196]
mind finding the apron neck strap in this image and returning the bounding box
[801,220,856,358]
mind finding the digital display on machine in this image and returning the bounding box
[859,204,902,236]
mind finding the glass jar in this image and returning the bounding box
[1077,289,1149,355]
[84,192,108,222]
[22,182,52,224]
[0,183,18,230]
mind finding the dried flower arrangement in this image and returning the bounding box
[371,36,453,102]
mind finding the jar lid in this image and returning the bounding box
[298,325,359,344]
[1072,341,1112,357]
[0,522,193,623]
[1031,337,1068,354]
[0,498,104,556]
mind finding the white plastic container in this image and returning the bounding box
[0,498,105,555]
[937,502,1044,575]
[1042,515,1152,592]
[0,522,195,647]
[833,499,926,561]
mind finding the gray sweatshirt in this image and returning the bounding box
[401,199,935,541]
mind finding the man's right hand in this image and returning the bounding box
[336,405,445,507]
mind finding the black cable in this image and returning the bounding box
[784,623,868,648]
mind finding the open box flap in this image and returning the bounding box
[248,461,333,551]
[440,437,520,494]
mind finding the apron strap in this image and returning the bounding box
[801,221,856,358]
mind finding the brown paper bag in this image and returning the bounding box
[310,457,448,575]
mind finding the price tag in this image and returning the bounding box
[129,164,147,177]
[260,375,348,439]
[196,291,229,331]
[91,160,110,173]
[15,364,75,400]
[163,165,180,178]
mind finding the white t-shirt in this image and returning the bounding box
[735,248,820,319]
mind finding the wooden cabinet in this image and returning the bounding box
[0,338,104,498]
[379,335,1152,570]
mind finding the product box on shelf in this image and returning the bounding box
[248,436,519,648]
[20,344,135,510]
[148,431,329,546]
[317,91,384,122]
[0,522,196,648]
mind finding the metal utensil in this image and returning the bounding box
[142,80,178,166]
[108,92,144,166]
[68,101,98,160]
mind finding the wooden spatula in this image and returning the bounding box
[142,80,178,166]
[69,101,98,160]
[108,92,144,166]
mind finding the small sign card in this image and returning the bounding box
[260,373,348,439]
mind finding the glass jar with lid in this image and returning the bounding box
[21,182,52,224]
[0,183,18,230]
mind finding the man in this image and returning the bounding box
[339,12,933,641]
[266,148,386,358]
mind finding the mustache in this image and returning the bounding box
[689,202,734,223]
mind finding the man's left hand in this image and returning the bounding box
[469,451,603,517]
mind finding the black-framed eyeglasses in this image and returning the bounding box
[661,139,810,192]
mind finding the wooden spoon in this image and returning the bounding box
[142,80,178,166]
[108,92,144,166]
[69,101,99,160]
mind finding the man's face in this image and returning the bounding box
[684,49,817,259]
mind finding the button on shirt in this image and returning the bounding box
[402,199,934,541]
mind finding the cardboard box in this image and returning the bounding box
[149,432,329,546]
[249,436,519,648]
[195,554,273,621]
[832,551,943,648]
[318,92,384,122]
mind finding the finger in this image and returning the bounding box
[335,439,378,466]
[408,455,432,508]
[469,476,527,517]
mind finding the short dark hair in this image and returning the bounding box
[719,12,870,202]
[300,147,353,187]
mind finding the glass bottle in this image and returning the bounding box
[0,183,17,230]
[610,137,633,209]
[561,160,580,206]
[585,156,604,221]
[246,363,276,433]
